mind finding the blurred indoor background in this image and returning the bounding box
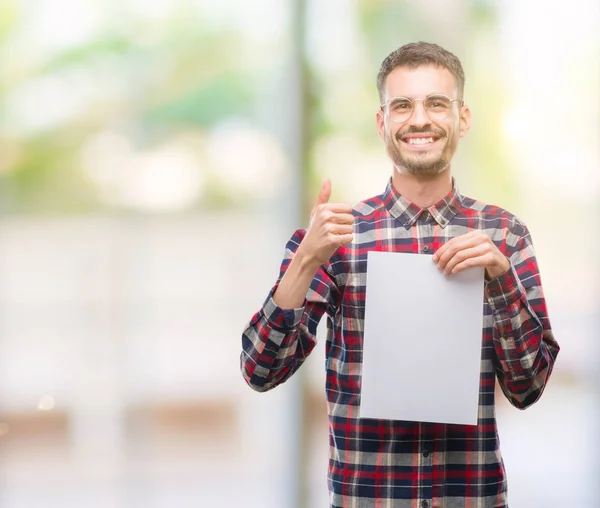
[0,0,598,507]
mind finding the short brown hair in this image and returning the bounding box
[376,42,465,103]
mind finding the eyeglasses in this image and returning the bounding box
[381,94,463,123]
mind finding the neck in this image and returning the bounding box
[391,167,453,208]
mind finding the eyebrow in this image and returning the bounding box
[389,93,448,99]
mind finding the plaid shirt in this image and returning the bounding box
[241,180,560,508]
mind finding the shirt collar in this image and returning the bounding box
[382,177,463,229]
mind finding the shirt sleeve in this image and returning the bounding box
[240,229,340,392]
[485,222,560,409]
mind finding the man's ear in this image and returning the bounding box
[459,104,471,138]
[376,109,386,142]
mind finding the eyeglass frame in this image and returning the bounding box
[380,94,464,123]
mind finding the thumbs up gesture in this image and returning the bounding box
[299,178,354,266]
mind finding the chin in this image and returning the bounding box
[400,156,449,176]
[387,143,452,177]
[407,166,447,178]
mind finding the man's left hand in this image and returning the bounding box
[432,231,510,280]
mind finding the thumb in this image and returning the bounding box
[315,178,331,206]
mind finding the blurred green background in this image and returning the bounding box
[0,1,597,507]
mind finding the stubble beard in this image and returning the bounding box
[385,128,458,178]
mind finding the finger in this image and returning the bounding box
[432,232,471,261]
[434,232,486,268]
[436,239,473,270]
[327,212,355,225]
[322,202,353,214]
[443,244,488,274]
[449,253,492,275]
[316,178,331,206]
[312,204,353,226]
[433,230,480,262]
[433,236,459,262]
[335,233,354,247]
[325,224,354,235]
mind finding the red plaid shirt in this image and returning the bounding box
[240,180,559,508]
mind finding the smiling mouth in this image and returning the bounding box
[404,137,436,145]
[397,131,443,146]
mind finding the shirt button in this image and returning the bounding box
[421,501,428,508]
[423,449,430,458]
[422,245,429,253]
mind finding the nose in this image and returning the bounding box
[410,100,430,128]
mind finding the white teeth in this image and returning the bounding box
[407,137,434,145]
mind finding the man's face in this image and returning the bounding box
[376,65,470,177]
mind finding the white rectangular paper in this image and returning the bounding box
[359,250,485,425]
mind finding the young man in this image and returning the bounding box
[240,42,560,508]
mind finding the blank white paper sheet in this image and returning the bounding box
[359,250,485,425]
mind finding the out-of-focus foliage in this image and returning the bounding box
[0,1,263,214]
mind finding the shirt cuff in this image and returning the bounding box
[262,286,305,330]
[485,264,525,311]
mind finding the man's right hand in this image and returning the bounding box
[272,178,353,309]
[298,178,354,267]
